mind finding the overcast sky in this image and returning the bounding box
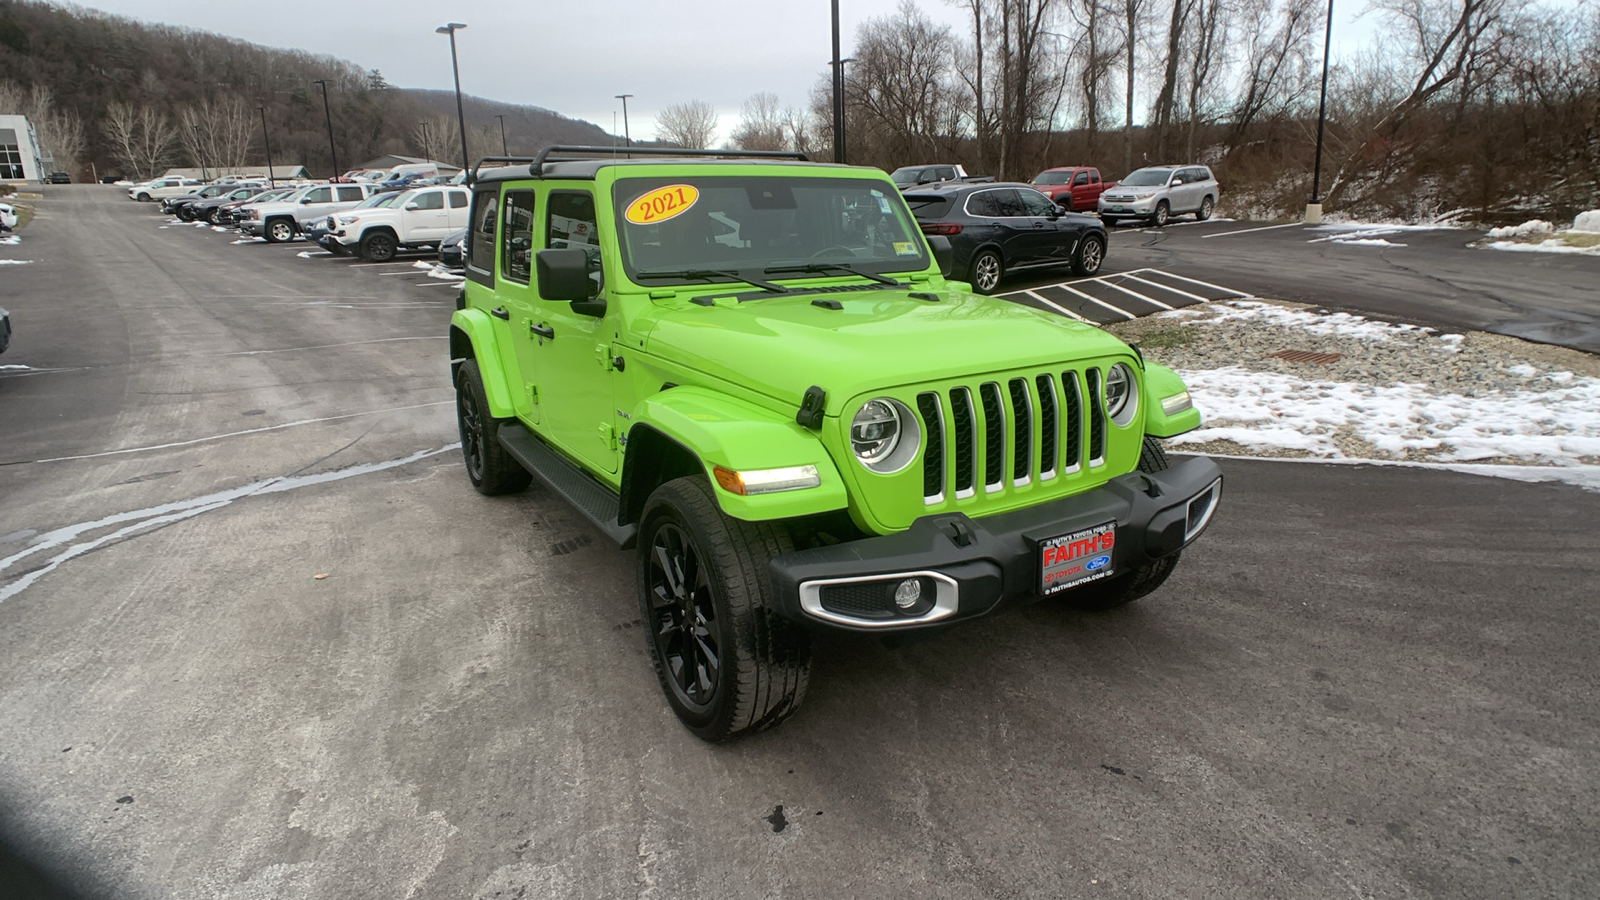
[80,0,1392,145]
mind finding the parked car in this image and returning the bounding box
[1031,167,1117,212]
[312,190,409,254]
[0,306,10,355]
[128,177,204,202]
[0,202,16,233]
[330,185,470,260]
[1097,165,1219,227]
[237,182,381,243]
[48,172,71,184]
[189,186,274,225]
[448,147,1218,742]
[165,183,258,219]
[904,181,1108,294]
[214,187,295,227]
[99,175,123,184]
[438,227,466,269]
[889,164,986,189]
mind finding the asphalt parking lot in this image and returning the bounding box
[2,186,1598,899]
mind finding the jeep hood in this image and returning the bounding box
[641,286,1134,416]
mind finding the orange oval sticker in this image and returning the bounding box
[625,184,699,225]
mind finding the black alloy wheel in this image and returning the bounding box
[646,521,722,713]
[361,231,397,262]
[205,207,221,225]
[178,205,197,221]
[454,359,531,496]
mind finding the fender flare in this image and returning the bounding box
[622,387,849,523]
[449,308,517,418]
[1140,361,1201,438]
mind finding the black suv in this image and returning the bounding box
[904,182,1108,294]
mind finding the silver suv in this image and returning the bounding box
[1098,165,1218,227]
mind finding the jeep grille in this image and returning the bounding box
[917,367,1112,507]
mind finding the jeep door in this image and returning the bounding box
[529,188,617,474]
[487,188,542,424]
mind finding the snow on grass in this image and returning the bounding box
[1574,210,1600,233]
[1485,239,1600,256]
[1164,299,1448,345]
[1486,219,1554,239]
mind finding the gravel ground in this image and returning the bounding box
[1104,299,1600,466]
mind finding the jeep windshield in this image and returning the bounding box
[613,176,929,289]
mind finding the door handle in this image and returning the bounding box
[490,307,510,320]
[530,322,555,340]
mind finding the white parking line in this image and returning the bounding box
[1143,269,1254,297]
[416,280,462,287]
[1200,222,1304,239]
[1022,290,1091,322]
[1052,283,1136,319]
[1098,279,1174,310]
[1117,272,1213,304]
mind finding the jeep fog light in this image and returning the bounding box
[850,398,921,474]
[1161,390,1192,416]
[712,464,820,496]
[893,578,921,610]
[1105,363,1138,425]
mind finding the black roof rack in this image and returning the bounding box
[468,145,809,184]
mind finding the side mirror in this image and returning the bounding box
[405,203,421,211]
[926,235,954,277]
[509,236,531,252]
[536,248,592,303]
[300,197,315,204]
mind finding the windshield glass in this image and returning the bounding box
[1121,168,1172,187]
[613,176,929,287]
[1033,171,1071,185]
[889,168,923,186]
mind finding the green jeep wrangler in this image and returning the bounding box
[449,146,1222,742]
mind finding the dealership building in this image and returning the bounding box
[0,114,46,182]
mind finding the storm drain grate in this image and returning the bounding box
[1266,349,1343,364]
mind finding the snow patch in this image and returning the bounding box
[0,235,19,245]
[1486,219,1554,239]
[1569,210,1600,233]
[1179,300,1451,346]
[0,259,34,265]
[1485,240,1600,257]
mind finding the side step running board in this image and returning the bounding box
[498,423,637,548]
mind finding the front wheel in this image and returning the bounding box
[264,218,295,243]
[360,231,397,262]
[1073,234,1105,276]
[177,206,197,221]
[969,249,1004,295]
[136,192,151,202]
[638,476,811,742]
[205,207,222,225]
[1196,195,1214,221]
[1060,437,1181,611]
[454,359,532,496]
[1151,201,1170,228]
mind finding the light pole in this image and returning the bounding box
[436,23,471,174]
[312,79,340,178]
[258,106,275,187]
[614,94,634,147]
[1306,0,1335,224]
[829,57,855,163]
[418,120,431,159]
[494,114,508,155]
[191,123,207,180]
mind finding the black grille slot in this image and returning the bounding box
[1062,371,1083,469]
[1087,368,1107,463]
[819,583,897,619]
[917,392,944,501]
[980,382,1005,489]
[950,387,976,496]
[1009,378,1031,483]
[1036,374,1057,477]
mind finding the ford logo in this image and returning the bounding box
[1085,555,1110,571]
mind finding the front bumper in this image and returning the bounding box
[1099,197,1157,216]
[238,220,264,235]
[769,455,1222,633]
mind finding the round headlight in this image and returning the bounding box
[851,399,901,464]
[1105,363,1137,425]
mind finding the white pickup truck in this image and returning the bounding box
[328,185,470,260]
[128,177,205,202]
[236,183,380,243]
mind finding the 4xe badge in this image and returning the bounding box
[1039,522,1116,595]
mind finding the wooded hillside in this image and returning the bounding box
[0,0,611,180]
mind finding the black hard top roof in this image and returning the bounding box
[469,145,853,185]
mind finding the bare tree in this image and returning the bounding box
[132,105,179,178]
[1150,0,1197,160]
[1066,0,1120,158]
[845,2,963,167]
[1226,0,1319,151]
[656,100,718,149]
[1114,0,1150,173]
[731,92,787,150]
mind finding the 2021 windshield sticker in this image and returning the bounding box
[626,184,700,225]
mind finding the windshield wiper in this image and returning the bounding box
[635,268,789,294]
[763,262,900,287]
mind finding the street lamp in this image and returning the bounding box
[1306,0,1335,224]
[494,114,509,155]
[436,23,471,174]
[191,123,207,180]
[829,57,855,163]
[614,94,634,147]
[312,79,340,178]
[257,106,275,188]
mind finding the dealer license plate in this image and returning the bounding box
[1038,522,1116,595]
[1109,205,1128,212]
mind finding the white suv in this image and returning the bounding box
[329,186,470,261]
[237,182,379,243]
[1098,165,1219,227]
[128,177,204,202]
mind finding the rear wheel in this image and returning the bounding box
[454,359,532,496]
[969,249,1004,295]
[264,218,294,243]
[1196,195,1214,221]
[638,476,811,742]
[1072,234,1106,276]
[1060,437,1181,611]
[360,230,398,262]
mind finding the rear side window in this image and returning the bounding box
[468,191,498,274]
[413,191,444,210]
[501,191,536,284]
[449,191,468,209]
[1072,171,1089,186]
[966,191,1002,217]
[903,195,953,219]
